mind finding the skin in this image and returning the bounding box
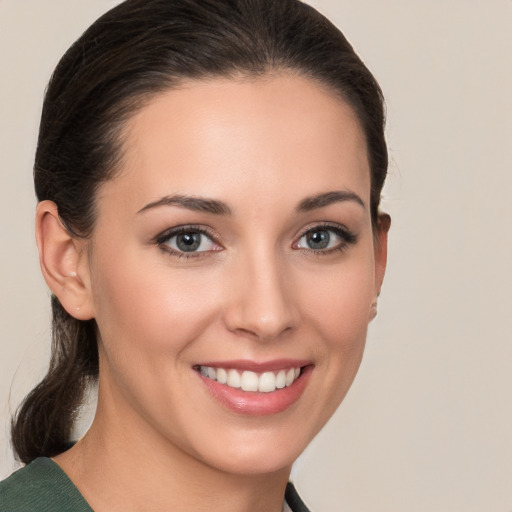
[37,74,389,512]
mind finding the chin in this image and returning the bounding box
[189,423,313,477]
[205,449,296,477]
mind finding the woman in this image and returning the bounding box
[0,0,390,510]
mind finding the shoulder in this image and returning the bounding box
[0,457,93,512]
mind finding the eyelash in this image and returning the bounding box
[294,223,357,256]
[155,225,220,260]
[154,222,357,260]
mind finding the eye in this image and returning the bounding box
[157,226,221,256]
[294,224,356,252]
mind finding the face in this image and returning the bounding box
[81,74,387,475]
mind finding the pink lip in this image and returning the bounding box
[196,363,314,416]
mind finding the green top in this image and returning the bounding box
[0,457,93,511]
[0,458,310,512]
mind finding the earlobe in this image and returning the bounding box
[35,200,94,320]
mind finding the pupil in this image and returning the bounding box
[307,230,329,249]
[177,232,201,252]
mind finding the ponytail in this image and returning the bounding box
[11,296,98,464]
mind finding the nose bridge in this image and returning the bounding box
[224,243,298,340]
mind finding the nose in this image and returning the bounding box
[223,252,299,341]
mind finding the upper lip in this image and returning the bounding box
[195,359,312,373]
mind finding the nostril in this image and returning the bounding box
[230,324,294,342]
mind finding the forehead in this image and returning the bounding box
[101,74,370,213]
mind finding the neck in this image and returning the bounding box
[54,392,291,512]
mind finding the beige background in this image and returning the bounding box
[1,1,511,510]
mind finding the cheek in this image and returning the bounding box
[302,255,375,350]
[297,249,375,415]
[89,249,220,366]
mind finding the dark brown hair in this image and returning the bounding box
[12,0,387,464]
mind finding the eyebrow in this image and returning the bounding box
[138,190,365,216]
[296,190,366,212]
[137,194,232,215]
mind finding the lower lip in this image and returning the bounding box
[197,366,313,416]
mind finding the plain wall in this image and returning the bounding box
[1,1,511,510]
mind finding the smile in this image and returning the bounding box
[194,360,312,415]
[199,366,302,393]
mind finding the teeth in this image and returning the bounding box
[199,366,302,392]
[275,370,286,389]
[227,369,241,388]
[216,367,227,384]
[241,371,259,392]
[258,371,276,393]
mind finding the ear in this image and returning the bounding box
[370,213,391,321]
[35,200,94,320]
